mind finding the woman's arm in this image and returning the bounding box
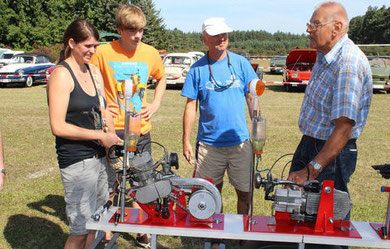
[47,66,117,148]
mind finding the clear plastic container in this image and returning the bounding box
[125,112,141,152]
[251,116,266,154]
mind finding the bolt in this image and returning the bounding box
[214,218,222,224]
[198,201,206,210]
[328,217,334,224]
[324,186,332,194]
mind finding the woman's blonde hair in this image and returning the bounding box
[115,5,146,30]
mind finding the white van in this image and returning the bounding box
[0,50,24,68]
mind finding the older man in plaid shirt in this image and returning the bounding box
[288,2,372,195]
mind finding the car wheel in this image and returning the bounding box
[25,76,33,87]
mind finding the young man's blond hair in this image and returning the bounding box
[115,5,146,30]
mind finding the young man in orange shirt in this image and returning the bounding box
[91,4,167,249]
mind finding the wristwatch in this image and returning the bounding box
[309,160,323,173]
[0,169,5,175]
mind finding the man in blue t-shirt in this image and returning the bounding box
[181,17,258,215]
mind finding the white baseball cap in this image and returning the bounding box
[202,17,233,36]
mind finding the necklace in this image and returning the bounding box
[79,66,89,84]
[207,51,237,88]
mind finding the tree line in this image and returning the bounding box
[0,0,388,59]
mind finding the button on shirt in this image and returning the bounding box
[298,34,373,140]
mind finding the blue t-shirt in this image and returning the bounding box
[181,51,258,147]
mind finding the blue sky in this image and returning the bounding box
[153,0,390,35]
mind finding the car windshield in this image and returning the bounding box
[164,56,192,65]
[369,59,386,68]
[11,56,34,64]
[1,53,14,59]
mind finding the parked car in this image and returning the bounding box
[368,57,390,93]
[163,53,198,86]
[45,65,55,82]
[0,48,11,57]
[0,50,24,68]
[188,51,205,60]
[269,54,287,74]
[235,51,251,62]
[0,53,54,87]
[283,49,317,92]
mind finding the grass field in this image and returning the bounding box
[0,62,389,248]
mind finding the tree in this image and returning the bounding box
[132,0,167,50]
[349,5,390,44]
[0,0,129,50]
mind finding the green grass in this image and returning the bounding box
[0,67,389,248]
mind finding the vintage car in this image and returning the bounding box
[0,48,11,57]
[0,53,54,87]
[0,50,24,68]
[283,49,317,92]
[163,53,199,86]
[368,57,390,92]
[188,51,205,60]
[269,54,287,74]
[236,51,251,62]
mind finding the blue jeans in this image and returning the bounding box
[289,135,357,193]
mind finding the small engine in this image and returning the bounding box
[109,144,222,221]
[255,172,352,223]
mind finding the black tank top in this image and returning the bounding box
[55,61,105,168]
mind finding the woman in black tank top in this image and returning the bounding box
[47,19,119,248]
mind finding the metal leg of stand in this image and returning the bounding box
[88,230,105,249]
[106,233,120,249]
[298,242,305,249]
[151,234,157,249]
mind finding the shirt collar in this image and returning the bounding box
[318,34,348,65]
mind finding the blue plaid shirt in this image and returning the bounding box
[299,34,373,140]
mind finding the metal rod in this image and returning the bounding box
[120,79,133,222]
[248,154,256,226]
[384,192,390,238]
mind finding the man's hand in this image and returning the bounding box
[141,102,160,121]
[288,167,309,186]
[183,142,195,166]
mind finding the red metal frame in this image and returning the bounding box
[108,208,224,230]
[243,180,361,239]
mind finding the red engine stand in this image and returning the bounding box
[111,184,221,228]
[315,180,335,232]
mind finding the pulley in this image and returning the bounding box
[188,190,217,220]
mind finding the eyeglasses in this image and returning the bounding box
[306,20,336,31]
[207,52,237,88]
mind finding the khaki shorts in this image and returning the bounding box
[60,156,109,235]
[195,140,252,192]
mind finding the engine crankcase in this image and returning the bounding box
[274,187,352,222]
[135,179,172,204]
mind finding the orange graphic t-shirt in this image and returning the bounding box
[91,41,165,134]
